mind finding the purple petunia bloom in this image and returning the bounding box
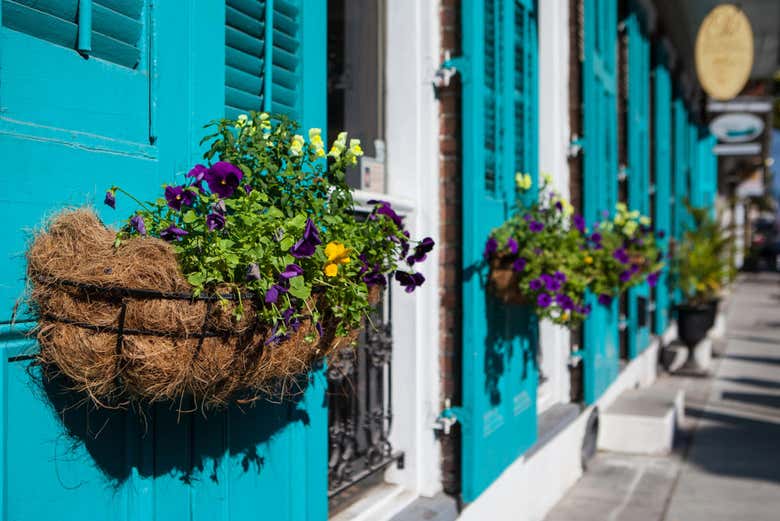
[165,185,196,211]
[265,284,288,304]
[523,214,532,222]
[630,263,640,274]
[160,225,188,241]
[529,278,543,291]
[204,161,243,198]
[537,293,552,308]
[506,237,519,255]
[590,232,602,243]
[598,293,613,306]
[647,271,660,288]
[130,214,146,236]
[553,271,567,283]
[513,257,527,272]
[290,218,322,258]
[279,263,304,280]
[206,212,226,231]
[104,191,116,209]
[246,263,261,281]
[541,274,561,292]
[613,247,630,264]
[573,214,586,234]
[529,221,544,233]
[395,271,425,293]
[483,237,498,259]
[619,270,632,283]
[556,293,575,311]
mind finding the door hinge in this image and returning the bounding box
[433,51,470,89]
[433,398,463,435]
[568,134,584,158]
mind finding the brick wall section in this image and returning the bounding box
[438,0,463,498]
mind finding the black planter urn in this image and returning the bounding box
[677,302,717,348]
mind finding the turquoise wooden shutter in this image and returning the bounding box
[671,95,688,304]
[461,0,539,503]
[652,42,672,335]
[581,0,619,403]
[624,1,650,357]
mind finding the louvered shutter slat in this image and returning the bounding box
[226,5,265,39]
[93,3,142,47]
[270,64,296,89]
[10,0,77,20]
[225,0,266,114]
[90,31,140,68]
[2,0,78,49]
[229,0,265,19]
[226,46,264,77]
[226,26,265,59]
[226,85,263,113]
[226,66,265,96]
[96,0,142,19]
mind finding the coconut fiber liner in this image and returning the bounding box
[26,209,364,411]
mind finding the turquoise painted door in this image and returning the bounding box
[624,2,650,357]
[461,0,539,502]
[581,0,619,403]
[671,96,688,305]
[652,42,672,335]
[0,1,328,519]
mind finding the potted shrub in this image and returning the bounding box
[673,204,733,348]
[26,113,434,410]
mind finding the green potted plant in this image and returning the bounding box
[672,204,733,348]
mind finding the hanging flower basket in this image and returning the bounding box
[488,256,528,305]
[25,113,431,411]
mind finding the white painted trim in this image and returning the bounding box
[382,0,442,502]
[536,0,572,412]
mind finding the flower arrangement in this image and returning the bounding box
[27,112,433,408]
[108,113,431,341]
[585,203,664,306]
[483,174,591,326]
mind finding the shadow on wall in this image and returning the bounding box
[685,406,780,485]
[33,364,311,487]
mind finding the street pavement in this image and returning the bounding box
[545,273,780,521]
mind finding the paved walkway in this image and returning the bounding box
[545,273,780,521]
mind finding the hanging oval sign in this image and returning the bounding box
[695,4,754,101]
[709,113,764,143]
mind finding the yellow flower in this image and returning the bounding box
[236,114,248,127]
[624,220,637,237]
[290,134,305,156]
[324,241,351,277]
[639,215,651,226]
[309,128,326,157]
[349,138,363,156]
[515,172,532,191]
[615,202,628,214]
[584,255,594,265]
[562,199,574,216]
[629,210,639,219]
[542,172,553,185]
[562,311,570,322]
[614,215,626,226]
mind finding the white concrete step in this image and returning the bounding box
[597,387,684,455]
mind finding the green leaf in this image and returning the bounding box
[187,272,206,286]
[182,210,197,224]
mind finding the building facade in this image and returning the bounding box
[0,1,719,520]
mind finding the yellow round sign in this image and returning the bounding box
[695,4,754,101]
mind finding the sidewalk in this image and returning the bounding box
[545,273,780,521]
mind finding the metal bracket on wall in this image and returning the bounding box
[568,134,584,158]
[433,398,464,435]
[433,50,470,89]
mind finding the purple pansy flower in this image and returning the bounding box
[369,200,404,229]
[619,270,632,283]
[507,237,519,255]
[244,184,253,194]
[290,218,322,258]
[130,214,146,236]
[529,221,544,233]
[265,284,288,304]
[484,237,498,259]
[647,271,660,288]
[573,214,586,234]
[165,185,196,211]
[555,201,563,211]
[598,293,613,306]
[206,212,226,231]
[104,190,116,209]
[187,164,207,182]
[160,225,188,241]
[395,271,425,293]
[279,263,304,280]
[529,278,543,291]
[246,263,261,281]
[613,247,630,264]
[513,257,527,272]
[364,271,388,287]
[204,161,243,198]
[408,237,436,265]
[537,293,552,308]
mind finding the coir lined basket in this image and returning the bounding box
[487,256,528,305]
[26,209,374,410]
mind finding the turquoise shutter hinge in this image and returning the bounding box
[433,51,471,89]
[433,399,465,435]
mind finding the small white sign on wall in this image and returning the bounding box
[360,156,386,193]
